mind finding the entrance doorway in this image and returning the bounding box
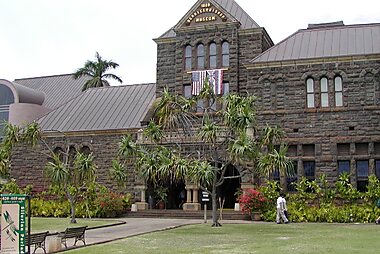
[217,164,241,209]
[146,180,185,209]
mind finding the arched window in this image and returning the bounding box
[80,146,91,155]
[0,84,15,137]
[222,41,229,67]
[53,147,65,161]
[334,76,343,107]
[306,78,315,108]
[320,77,329,107]
[209,42,217,69]
[184,45,192,71]
[197,44,205,69]
[0,84,14,105]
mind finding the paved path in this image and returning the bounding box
[36,218,253,253]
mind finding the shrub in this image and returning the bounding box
[94,192,128,218]
[238,189,268,215]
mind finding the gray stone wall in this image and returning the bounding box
[246,59,380,185]
[155,25,271,96]
[10,132,137,194]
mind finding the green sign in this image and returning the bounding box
[1,194,27,254]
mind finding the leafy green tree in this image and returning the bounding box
[73,52,123,91]
[119,80,292,227]
[46,149,97,223]
[2,122,97,223]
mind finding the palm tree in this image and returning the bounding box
[73,52,123,91]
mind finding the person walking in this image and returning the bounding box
[276,193,289,224]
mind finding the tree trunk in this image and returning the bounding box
[211,177,221,227]
[280,172,287,192]
[65,186,77,223]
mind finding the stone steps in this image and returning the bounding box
[124,209,250,220]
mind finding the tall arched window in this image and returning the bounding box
[197,44,205,69]
[334,76,343,107]
[209,42,217,69]
[222,41,229,67]
[320,77,329,107]
[184,45,192,71]
[306,78,315,108]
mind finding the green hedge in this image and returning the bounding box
[1,180,132,218]
[260,173,380,223]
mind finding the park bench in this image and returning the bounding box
[58,226,87,249]
[27,231,49,254]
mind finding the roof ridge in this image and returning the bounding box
[85,83,156,91]
[301,22,380,32]
[14,73,75,81]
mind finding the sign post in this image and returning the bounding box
[1,194,29,254]
[201,191,209,223]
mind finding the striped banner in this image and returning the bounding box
[191,69,224,96]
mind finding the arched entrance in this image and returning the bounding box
[146,180,186,209]
[217,164,241,209]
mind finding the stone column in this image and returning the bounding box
[186,188,192,203]
[183,184,201,211]
[193,189,199,203]
[135,185,148,210]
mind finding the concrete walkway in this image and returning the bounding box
[37,218,253,253]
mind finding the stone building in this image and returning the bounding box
[1,0,379,210]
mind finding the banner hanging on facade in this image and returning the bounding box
[191,69,224,96]
[1,194,27,254]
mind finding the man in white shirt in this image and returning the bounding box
[276,193,289,224]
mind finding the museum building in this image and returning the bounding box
[1,0,380,210]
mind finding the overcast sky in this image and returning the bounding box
[1,0,380,85]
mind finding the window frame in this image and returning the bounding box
[209,42,217,69]
[356,160,369,192]
[197,44,205,70]
[184,45,192,71]
[222,41,229,67]
[320,77,329,107]
[306,78,315,108]
[334,76,343,107]
[338,160,350,175]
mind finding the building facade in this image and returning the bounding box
[2,0,380,210]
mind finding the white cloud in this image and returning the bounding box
[1,0,379,85]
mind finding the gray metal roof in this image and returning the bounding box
[14,74,88,109]
[159,0,259,39]
[251,23,380,64]
[38,83,156,132]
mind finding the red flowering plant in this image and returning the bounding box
[237,188,268,215]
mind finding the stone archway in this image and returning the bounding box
[217,164,241,209]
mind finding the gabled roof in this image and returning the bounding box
[159,0,260,39]
[14,74,88,110]
[38,83,156,132]
[250,22,380,64]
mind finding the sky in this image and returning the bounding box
[1,0,380,86]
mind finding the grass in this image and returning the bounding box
[66,222,380,254]
[30,217,122,233]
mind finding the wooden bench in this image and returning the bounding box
[27,231,49,254]
[58,226,87,249]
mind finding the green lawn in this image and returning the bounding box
[30,217,122,233]
[66,223,380,254]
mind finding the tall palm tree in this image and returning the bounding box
[73,52,123,91]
